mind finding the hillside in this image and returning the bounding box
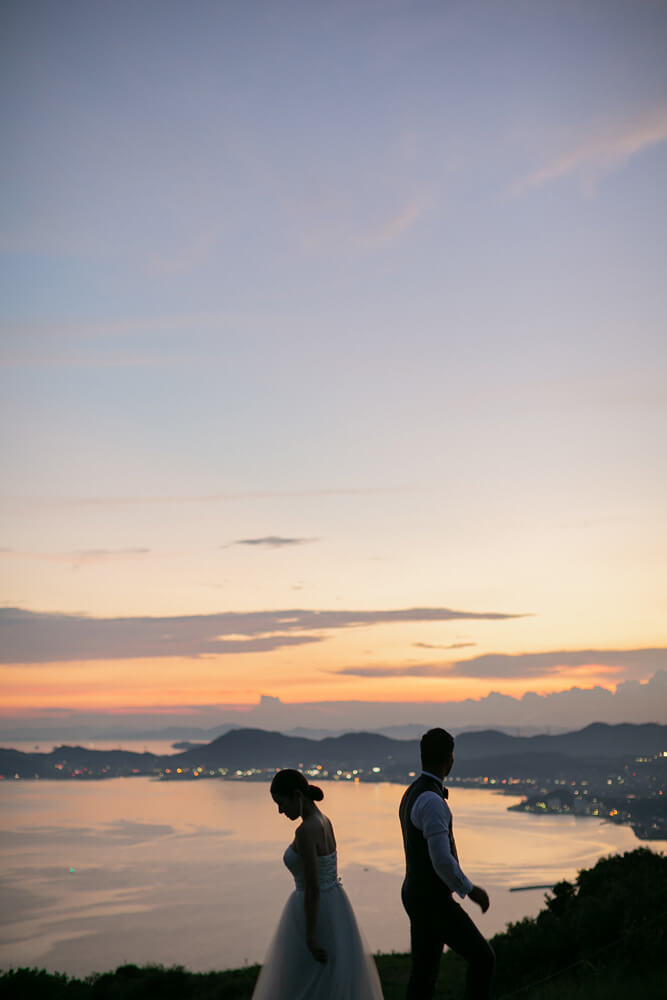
[2,722,665,781]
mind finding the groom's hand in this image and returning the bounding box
[469,885,490,913]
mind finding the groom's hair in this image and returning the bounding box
[420,728,455,769]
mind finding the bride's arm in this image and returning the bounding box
[295,825,327,963]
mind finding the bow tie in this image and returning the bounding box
[426,775,448,798]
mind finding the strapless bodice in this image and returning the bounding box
[283,844,341,892]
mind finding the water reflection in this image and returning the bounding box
[0,778,660,975]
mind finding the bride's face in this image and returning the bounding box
[272,791,302,821]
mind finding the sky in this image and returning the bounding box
[1,0,666,733]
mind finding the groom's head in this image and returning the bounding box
[420,727,455,777]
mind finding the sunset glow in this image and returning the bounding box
[1,1,666,735]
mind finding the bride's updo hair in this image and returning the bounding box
[271,768,324,802]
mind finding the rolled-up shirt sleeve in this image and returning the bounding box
[410,791,474,899]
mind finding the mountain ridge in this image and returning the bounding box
[2,721,664,777]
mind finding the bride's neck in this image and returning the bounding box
[302,800,319,819]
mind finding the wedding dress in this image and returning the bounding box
[251,845,384,999]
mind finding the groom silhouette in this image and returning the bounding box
[399,728,495,999]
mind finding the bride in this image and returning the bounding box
[251,768,384,999]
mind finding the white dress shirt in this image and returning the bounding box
[410,770,474,899]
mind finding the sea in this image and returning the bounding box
[0,741,663,977]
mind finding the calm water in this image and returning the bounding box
[0,777,660,976]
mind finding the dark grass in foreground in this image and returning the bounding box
[2,849,665,999]
[2,960,666,1000]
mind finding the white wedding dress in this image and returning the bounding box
[251,845,384,999]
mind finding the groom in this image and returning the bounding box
[399,728,495,999]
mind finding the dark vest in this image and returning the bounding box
[399,774,452,903]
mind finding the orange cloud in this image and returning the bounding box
[515,103,667,193]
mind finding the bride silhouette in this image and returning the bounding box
[251,768,384,999]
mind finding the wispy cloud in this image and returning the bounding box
[0,310,257,368]
[412,641,476,651]
[451,649,667,679]
[514,103,667,193]
[336,648,667,680]
[0,487,407,511]
[336,663,462,678]
[0,548,150,568]
[0,605,524,664]
[227,536,319,549]
[304,193,429,253]
[0,311,251,342]
[353,194,429,250]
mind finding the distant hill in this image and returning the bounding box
[0,744,161,779]
[172,727,414,769]
[1,722,665,779]
[455,722,667,758]
[171,721,667,768]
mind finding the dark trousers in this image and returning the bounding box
[402,888,495,1000]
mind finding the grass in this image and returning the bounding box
[2,955,665,1000]
[499,965,667,1000]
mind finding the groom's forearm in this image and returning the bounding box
[426,832,474,898]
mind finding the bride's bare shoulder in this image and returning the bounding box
[325,815,337,849]
[295,813,336,855]
[318,813,337,854]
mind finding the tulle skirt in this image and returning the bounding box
[251,885,384,999]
